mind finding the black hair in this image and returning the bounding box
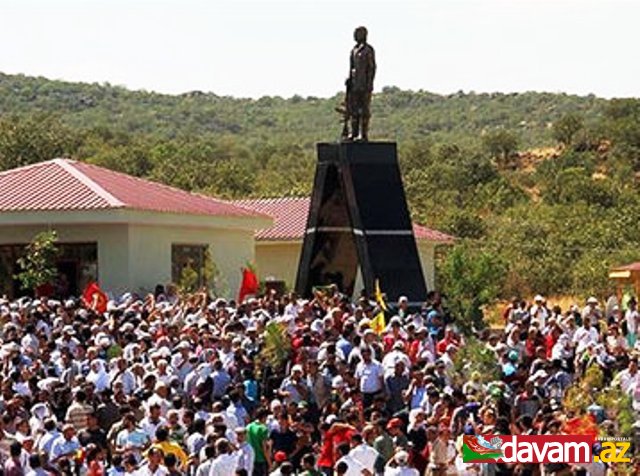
[279,462,294,475]
[164,453,177,468]
[9,441,21,457]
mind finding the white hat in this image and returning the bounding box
[534,295,544,302]
[310,320,324,334]
[587,296,598,304]
[331,376,344,389]
[175,341,191,350]
[398,296,408,304]
[529,369,548,382]
[324,414,337,425]
[394,450,409,465]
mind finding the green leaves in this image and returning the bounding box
[14,230,59,293]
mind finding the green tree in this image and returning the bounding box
[176,261,199,294]
[439,243,506,332]
[15,230,59,293]
[552,113,584,147]
[453,337,500,387]
[482,129,519,167]
[0,115,81,171]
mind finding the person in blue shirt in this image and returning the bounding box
[49,424,81,464]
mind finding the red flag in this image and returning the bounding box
[563,414,598,438]
[238,268,259,304]
[82,282,108,314]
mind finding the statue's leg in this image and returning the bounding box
[351,114,360,141]
[361,116,369,141]
[361,93,371,141]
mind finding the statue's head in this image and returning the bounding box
[354,26,368,43]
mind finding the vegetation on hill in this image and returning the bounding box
[1,72,640,311]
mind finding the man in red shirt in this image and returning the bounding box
[317,418,357,475]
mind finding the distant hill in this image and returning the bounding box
[1,71,640,304]
[0,72,606,146]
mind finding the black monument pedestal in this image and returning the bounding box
[295,141,427,302]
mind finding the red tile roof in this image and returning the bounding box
[612,262,640,272]
[233,197,454,243]
[0,158,263,218]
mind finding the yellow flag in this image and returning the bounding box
[370,310,386,335]
[374,279,387,311]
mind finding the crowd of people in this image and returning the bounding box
[0,284,638,476]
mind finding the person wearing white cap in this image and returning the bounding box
[381,341,411,372]
[551,334,573,362]
[146,382,171,417]
[530,295,549,329]
[170,341,193,381]
[56,326,80,353]
[397,296,410,319]
[582,296,602,325]
[277,364,308,405]
[384,449,419,475]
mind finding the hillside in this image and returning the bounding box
[0,72,606,146]
[1,72,640,320]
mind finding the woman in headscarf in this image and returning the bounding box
[87,359,109,393]
[29,402,55,436]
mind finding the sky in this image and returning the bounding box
[1,0,639,99]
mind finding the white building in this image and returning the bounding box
[0,158,270,297]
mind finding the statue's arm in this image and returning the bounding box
[368,47,376,91]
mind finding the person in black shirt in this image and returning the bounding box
[78,414,108,454]
[269,414,298,462]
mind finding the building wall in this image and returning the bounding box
[255,240,439,294]
[0,224,131,295]
[0,223,256,299]
[254,242,302,290]
[417,242,436,290]
[127,224,255,298]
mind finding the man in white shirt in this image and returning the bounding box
[382,342,411,373]
[210,439,239,476]
[354,347,385,407]
[234,427,255,476]
[572,320,599,355]
[615,358,639,394]
[140,404,167,442]
[137,448,168,476]
[110,358,137,395]
[530,295,549,329]
[625,298,639,338]
[335,442,366,476]
[348,429,378,474]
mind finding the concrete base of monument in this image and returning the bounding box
[295,141,428,302]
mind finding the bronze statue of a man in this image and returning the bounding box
[345,26,376,141]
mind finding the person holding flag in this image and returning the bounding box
[370,279,387,335]
[82,282,108,314]
[238,265,259,304]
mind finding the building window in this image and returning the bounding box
[0,242,98,298]
[171,244,208,290]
